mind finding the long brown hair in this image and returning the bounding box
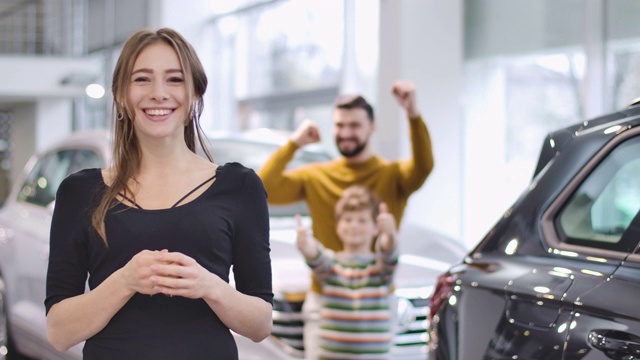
[92,28,212,245]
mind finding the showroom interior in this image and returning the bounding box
[0,0,639,250]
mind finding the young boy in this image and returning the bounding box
[296,185,398,359]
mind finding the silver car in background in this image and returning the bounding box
[0,129,465,360]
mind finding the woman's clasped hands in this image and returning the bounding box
[122,249,216,299]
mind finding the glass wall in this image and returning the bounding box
[607,0,640,109]
[208,0,344,136]
[0,0,86,56]
[462,0,640,243]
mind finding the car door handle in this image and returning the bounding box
[589,329,640,355]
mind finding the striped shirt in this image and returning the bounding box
[307,248,398,359]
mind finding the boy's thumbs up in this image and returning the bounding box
[379,202,388,214]
[377,202,396,235]
[295,214,319,258]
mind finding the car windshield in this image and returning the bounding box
[206,137,332,217]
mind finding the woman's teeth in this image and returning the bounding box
[145,109,172,116]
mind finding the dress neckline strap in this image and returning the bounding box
[171,174,218,208]
[116,173,218,210]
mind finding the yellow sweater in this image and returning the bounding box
[258,116,434,293]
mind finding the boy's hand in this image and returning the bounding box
[377,203,397,253]
[377,203,397,236]
[295,214,319,259]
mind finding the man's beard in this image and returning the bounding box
[336,138,368,158]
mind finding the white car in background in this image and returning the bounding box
[0,129,465,360]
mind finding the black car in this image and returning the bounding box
[428,99,640,359]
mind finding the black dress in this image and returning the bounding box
[45,163,273,360]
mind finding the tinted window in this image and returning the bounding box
[18,149,103,208]
[18,150,75,207]
[556,137,640,252]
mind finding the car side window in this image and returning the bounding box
[17,148,103,208]
[556,136,640,252]
[18,150,75,207]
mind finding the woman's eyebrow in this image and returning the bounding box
[131,68,183,75]
[131,68,152,75]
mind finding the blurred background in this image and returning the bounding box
[0,0,639,250]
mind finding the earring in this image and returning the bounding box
[117,112,124,121]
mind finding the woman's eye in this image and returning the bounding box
[168,77,184,83]
[132,76,149,83]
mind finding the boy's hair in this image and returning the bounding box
[335,185,381,221]
[334,94,375,122]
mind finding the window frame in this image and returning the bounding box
[554,136,640,252]
[541,124,640,261]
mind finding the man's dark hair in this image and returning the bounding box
[334,95,374,121]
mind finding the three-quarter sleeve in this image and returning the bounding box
[45,171,95,314]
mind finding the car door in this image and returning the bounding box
[546,130,640,359]
[561,216,640,359]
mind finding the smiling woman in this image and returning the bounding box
[44,28,273,360]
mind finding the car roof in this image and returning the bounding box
[532,101,640,178]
